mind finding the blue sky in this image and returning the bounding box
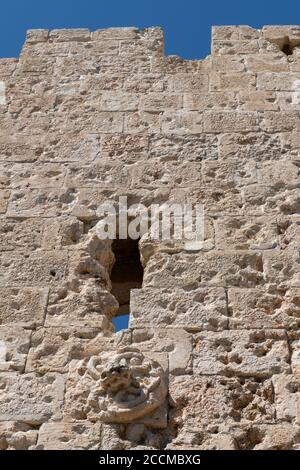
[1,0,300,59]
[2,0,299,331]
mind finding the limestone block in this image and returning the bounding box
[263,250,300,288]
[143,251,264,289]
[0,287,48,327]
[169,375,275,430]
[183,91,237,111]
[243,184,300,215]
[211,55,245,72]
[273,373,300,424]
[90,40,120,55]
[161,111,203,134]
[7,188,78,217]
[0,373,65,424]
[99,92,140,111]
[36,422,101,450]
[212,40,260,55]
[203,111,259,133]
[238,91,278,111]
[0,422,38,450]
[210,72,256,91]
[257,160,299,186]
[193,330,290,377]
[0,163,65,189]
[0,251,68,286]
[0,139,40,163]
[26,29,49,43]
[0,81,5,105]
[40,132,100,162]
[202,159,258,187]
[130,286,228,331]
[228,288,300,330]
[290,339,300,376]
[26,328,116,373]
[132,328,192,376]
[278,216,300,250]
[0,59,18,78]
[101,134,148,160]
[0,218,44,251]
[212,26,240,41]
[215,216,278,250]
[260,111,300,132]
[245,54,289,72]
[45,286,118,328]
[149,133,219,161]
[92,27,138,40]
[252,424,300,450]
[167,74,209,92]
[124,111,161,134]
[218,132,282,161]
[123,74,166,93]
[0,326,31,372]
[0,190,9,214]
[128,160,201,189]
[49,29,91,42]
[257,72,300,91]
[140,93,182,112]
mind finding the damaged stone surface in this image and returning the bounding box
[0,24,300,450]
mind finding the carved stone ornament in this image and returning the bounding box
[79,347,167,424]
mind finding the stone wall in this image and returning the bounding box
[0,25,300,450]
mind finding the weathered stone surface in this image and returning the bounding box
[214,216,278,250]
[193,330,290,377]
[36,422,101,450]
[130,286,228,330]
[26,328,115,373]
[0,422,38,450]
[0,218,44,251]
[169,375,275,431]
[0,287,48,327]
[143,251,264,288]
[0,373,64,424]
[228,288,300,330]
[0,326,31,372]
[0,251,68,286]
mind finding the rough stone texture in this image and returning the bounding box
[0,24,300,450]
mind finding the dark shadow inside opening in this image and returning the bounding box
[281,42,294,56]
[111,238,143,326]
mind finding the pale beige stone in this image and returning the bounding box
[0,373,64,424]
[0,422,38,450]
[0,326,31,372]
[0,287,48,327]
[130,286,227,330]
[36,422,101,450]
[193,330,290,377]
[228,288,300,330]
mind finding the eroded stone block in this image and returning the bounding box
[193,330,290,377]
[0,373,64,424]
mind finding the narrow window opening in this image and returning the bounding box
[281,40,294,56]
[110,238,143,332]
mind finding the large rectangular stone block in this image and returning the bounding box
[130,286,228,330]
[228,288,300,330]
[0,373,65,424]
[0,287,48,327]
[193,330,290,377]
